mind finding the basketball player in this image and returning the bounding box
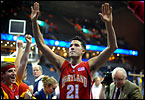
[31,2,118,99]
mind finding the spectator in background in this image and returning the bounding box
[33,65,44,94]
[34,75,58,99]
[99,67,143,99]
[91,76,103,99]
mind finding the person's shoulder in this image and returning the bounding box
[35,75,44,81]
[81,61,87,64]
[110,82,115,87]
[126,80,139,87]
[63,59,70,64]
[23,80,31,86]
[61,60,70,68]
[80,61,89,67]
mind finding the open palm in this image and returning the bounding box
[99,3,112,23]
[31,2,40,21]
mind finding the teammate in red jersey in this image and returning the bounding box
[31,2,118,99]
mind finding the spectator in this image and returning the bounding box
[34,75,58,99]
[1,35,32,99]
[32,65,44,94]
[99,67,143,99]
[91,76,103,99]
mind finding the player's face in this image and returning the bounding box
[69,40,85,57]
[2,68,16,85]
[113,71,126,88]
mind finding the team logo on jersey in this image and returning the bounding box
[78,67,85,71]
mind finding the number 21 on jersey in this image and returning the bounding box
[67,84,79,99]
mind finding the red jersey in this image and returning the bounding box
[59,60,92,99]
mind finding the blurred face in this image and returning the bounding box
[2,68,16,85]
[33,66,42,78]
[69,40,85,57]
[113,71,126,88]
[95,77,101,87]
[46,84,58,94]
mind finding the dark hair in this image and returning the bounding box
[71,36,86,50]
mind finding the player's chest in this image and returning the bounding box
[63,65,87,75]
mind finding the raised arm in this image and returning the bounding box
[31,2,65,68]
[14,40,23,71]
[89,3,118,71]
[17,35,32,80]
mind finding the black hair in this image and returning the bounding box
[71,36,86,50]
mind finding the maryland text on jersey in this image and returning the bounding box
[62,74,87,88]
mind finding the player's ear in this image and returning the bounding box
[82,49,86,55]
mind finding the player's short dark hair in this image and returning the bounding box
[71,36,86,50]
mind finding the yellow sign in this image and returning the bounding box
[4,57,16,62]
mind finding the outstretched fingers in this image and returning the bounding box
[102,4,105,15]
[31,2,40,20]
[100,3,110,15]
[105,3,109,14]
[109,6,112,14]
[34,2,39,11]
[98,3,113,23]
[105,3,112,14]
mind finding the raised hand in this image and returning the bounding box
[31,2,40,21]
[99,3,112,23]
[25,34,32,44]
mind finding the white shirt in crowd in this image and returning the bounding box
[91,83,102,99]
[35,75,44,91]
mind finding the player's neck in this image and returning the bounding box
[70,57,82,66]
